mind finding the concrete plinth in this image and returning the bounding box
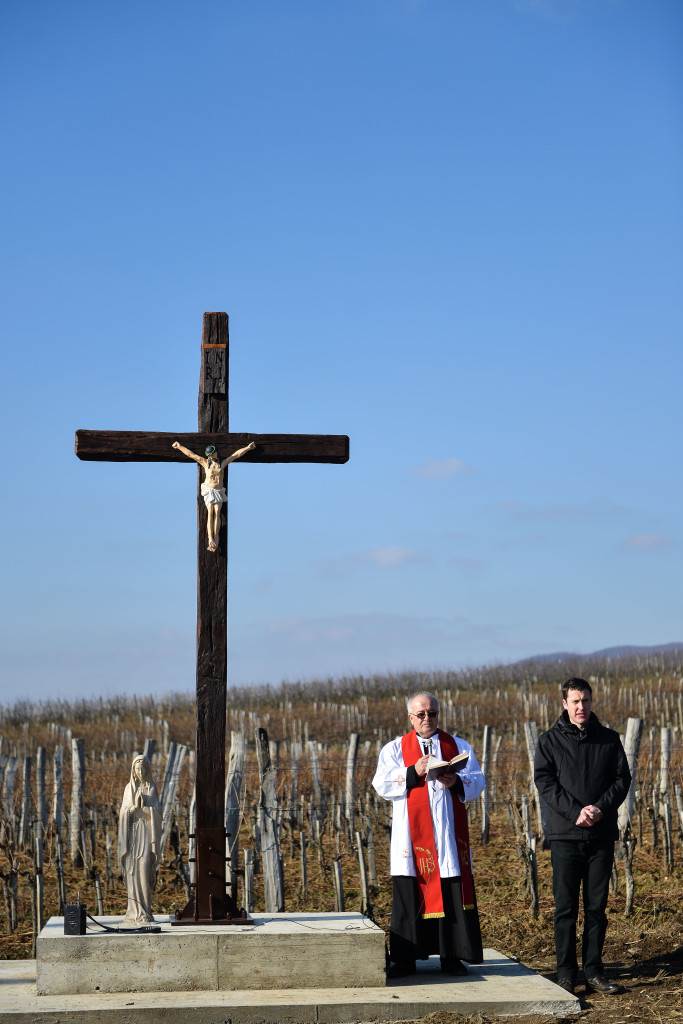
[36,913,386,995]
[1,951,581,1022]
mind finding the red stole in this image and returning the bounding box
[401,729,475,917]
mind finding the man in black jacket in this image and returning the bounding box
[534,677,631,996]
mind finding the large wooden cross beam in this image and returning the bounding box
[75,311,349,924]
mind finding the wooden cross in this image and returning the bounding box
[75,311,349,924]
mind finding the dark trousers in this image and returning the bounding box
[550,839,614,977]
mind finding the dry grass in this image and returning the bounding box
[1,651,682,1023]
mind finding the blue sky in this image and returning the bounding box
[1,0,681,702]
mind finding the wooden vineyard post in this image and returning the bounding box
[480,725,492,845]
[159,744,187,858]
[659,726,674,872]
[344,733,359,840]
[4,757,18,827]
[5,843,18,934]
[94,872,104,915]
[54,831,66,914]
[308,740,323,823]
[243,849,254,913]
[365,824,377,886]
[256,728,284,912]
[675,784,683,842]
[332,859,345,912]
[523,720,543,842]
[104,828,114,890]
[520,794,539,917]
[355,830,370,916]
[33,819,44,937]
[289,743,301,829]
[251,807,261,875]
[36,747,47,832]
[490,733,503,808]
[159,742,178,810]
[18,756,32,849]
[299,831,307,896]
[313,815,324,869]
[70,739,85,868]
[617,716,643,916]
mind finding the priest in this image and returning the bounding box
[372,691,485,977]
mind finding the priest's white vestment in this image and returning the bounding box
[372,733,485,876]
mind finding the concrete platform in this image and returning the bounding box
[1,950,580,1022]
[36,913,386,994]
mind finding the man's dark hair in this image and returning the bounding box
[562,677,593,700]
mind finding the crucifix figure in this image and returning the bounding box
[76,311,349,924]
[171,440,256,551]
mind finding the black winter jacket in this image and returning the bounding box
[534,711,631,842]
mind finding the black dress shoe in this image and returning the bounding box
[556,975,575,994]
[440,957,468,976]
[585,973,620,994]
[387,961,416,978]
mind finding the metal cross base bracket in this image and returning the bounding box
[172,904,252,927]
[171,826,253,926]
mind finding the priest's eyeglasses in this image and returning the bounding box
[410,710,438,719]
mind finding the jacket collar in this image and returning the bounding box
[556,709,600,738]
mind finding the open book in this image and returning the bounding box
[426,750,469,781]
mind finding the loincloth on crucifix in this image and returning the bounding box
[200,483,227,507]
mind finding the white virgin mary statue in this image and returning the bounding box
[118,754,162,924]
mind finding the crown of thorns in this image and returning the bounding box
[205,445,217,457]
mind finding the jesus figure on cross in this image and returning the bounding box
[171,439,256,551]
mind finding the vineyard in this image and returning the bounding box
[1,651,682,1024]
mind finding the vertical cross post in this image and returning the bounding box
[177,312,235,923]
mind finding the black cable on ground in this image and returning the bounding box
[86,911,161,934]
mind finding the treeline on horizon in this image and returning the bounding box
[2,647,682,726]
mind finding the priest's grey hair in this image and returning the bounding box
[405,692,439,714]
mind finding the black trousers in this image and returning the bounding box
[389,876,483,966]
[550,839,614,977]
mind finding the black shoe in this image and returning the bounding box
[585,973,620,995]
[387,961,416,978]
[556,975,575,994]
[440,957,468,976]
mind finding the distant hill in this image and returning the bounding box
[517,642,683,665]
